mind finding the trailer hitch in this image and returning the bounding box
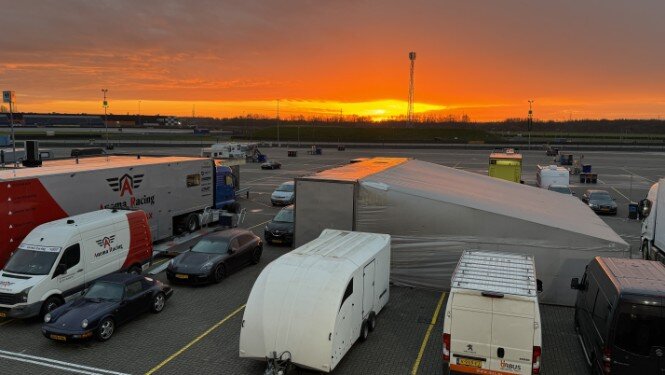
[265,351,293,375]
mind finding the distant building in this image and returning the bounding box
[23,114,104,127]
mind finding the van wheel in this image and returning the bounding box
[186,214,199,233]
[212,264,226,283]
[368,312,377,332]
[127,265,141,275]
[359,320,369,342]
[40,296,63,319]
[641,241,650,260]
[251,247,262,265]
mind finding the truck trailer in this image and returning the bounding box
[0,155,240,268]
[239,229,391,373]
[641,179,665,263]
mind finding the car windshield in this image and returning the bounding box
[276,183,294,192]
[590,193,613,202]
[614,303,665,356]
[3,247,60,275]
[549,186,571,194]
[274,208,294,223]
[191,238,230,254]
[84,282,124,302]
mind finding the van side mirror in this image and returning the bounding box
[54,263,67,277]
[570,278,581,290]
[536,279,543,293]
[639,199,651,218]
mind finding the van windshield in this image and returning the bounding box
[3,247,60,275]
[614,303,665,356]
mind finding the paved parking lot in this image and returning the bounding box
[0,146,658,374]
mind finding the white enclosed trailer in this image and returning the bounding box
[536,164,570,188]
[641,179,665,263]
[239,229,390,373]
[294,157,629,306]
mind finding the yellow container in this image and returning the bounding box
[488,150,522,183]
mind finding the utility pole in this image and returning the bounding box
[102,89,109,149]
[276,99,280,147]
[407,52,416,123]
[528,100,534,150]
[138,100,141,126]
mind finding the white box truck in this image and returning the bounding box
[239,229,391,373]
[640,179,665,263]
[0,209,153,318]
[0,155,241,269]
[442,250,542,375]
[536,164,569,188]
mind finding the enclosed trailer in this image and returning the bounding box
[536,164,570,188]
[488,148,522,183]
[239,229,390,373]
[0,155,239,268]
[294,158,629,306]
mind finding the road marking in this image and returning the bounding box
[0,318,15,327]
[247,219,272,230]
[145,304,246,375]
[611,187,630,202]
[0,349,130,375]
[411,292,446,375]
[621,168,656,183]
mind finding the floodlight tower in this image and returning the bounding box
[528,100,534,150]
[407,52,416,123]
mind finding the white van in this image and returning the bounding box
[0,209,153,319]
[239,229,390,373]
[536,164,570,189]
[442,250,542,375]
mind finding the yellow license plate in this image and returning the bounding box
[458,357,483,368]
[175,274,189,279]
[0,312,6,318]
[50,334,67,341]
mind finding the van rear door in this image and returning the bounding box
[449,293,492,372]
[612,301,664,374]
[489,297,534,375]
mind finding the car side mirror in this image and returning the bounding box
[54,263,67,277]
[570,278,581,290]
[228,248,236,254]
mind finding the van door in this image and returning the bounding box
[489,298,534,375]
[52,243,85,300]
[449,294,492,372]
[612,302,664,374]
[362,260,375,320]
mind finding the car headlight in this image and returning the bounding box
[201,261,214,271]
[81,319,89,329]
[18,287,31,303]
[168,259,175,269]
[265,226,269,232]
[589,203,597,208]
[44,313,52,323]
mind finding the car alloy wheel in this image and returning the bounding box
[213,264,226,283]
[251,247,262,264]
[98,318,115,341]
[152,293,166,313]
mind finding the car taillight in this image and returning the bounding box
[442,333,451,362]
[602,346,611,374]
[532,346,541,374]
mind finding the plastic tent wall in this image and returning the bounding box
[354,159,629,306]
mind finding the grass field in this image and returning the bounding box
[243,126,500,143]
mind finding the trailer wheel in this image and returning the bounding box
[368,312,377,332]
[359,320,369,342]
[186,214,199,233]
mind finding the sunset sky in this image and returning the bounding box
[1,0,664,121]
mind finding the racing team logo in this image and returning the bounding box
[107,174,143,197]
[96,235,116,250]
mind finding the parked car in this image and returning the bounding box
[442,250,542,375]
[570,257,665,375]
[70,147,105,157]
[166,229,262,284]
[264,205,294,245]
[271,181,295,206]
[582,189,617,215]
[42,274,172,342]
[261,161,282,170]
[548,184,575,196]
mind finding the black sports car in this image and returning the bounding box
[265,205,294,245]
[261,161,282,170]
[166,228,262,284]
[42,274,173,342]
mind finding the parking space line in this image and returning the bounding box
[410,292,446,375]
[0,349,130,375]
[621,168,656,183]
[247,219,272,230]
[611,187,630,202]
[144,304,246,375]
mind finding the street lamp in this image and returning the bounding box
[2,91,16,166]
[528,100,534,150]
[102,89,109,149]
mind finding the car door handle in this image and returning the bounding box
[76,269,83,273]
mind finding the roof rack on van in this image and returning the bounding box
[452,250,538,297]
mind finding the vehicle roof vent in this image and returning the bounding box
[66,219,75,224]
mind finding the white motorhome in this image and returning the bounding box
[641,179,665,263]
[536,164,569,188]
[201,143,248,159]
[442,250,542,375]
[0,209,153,319]
[239,229,390,373]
